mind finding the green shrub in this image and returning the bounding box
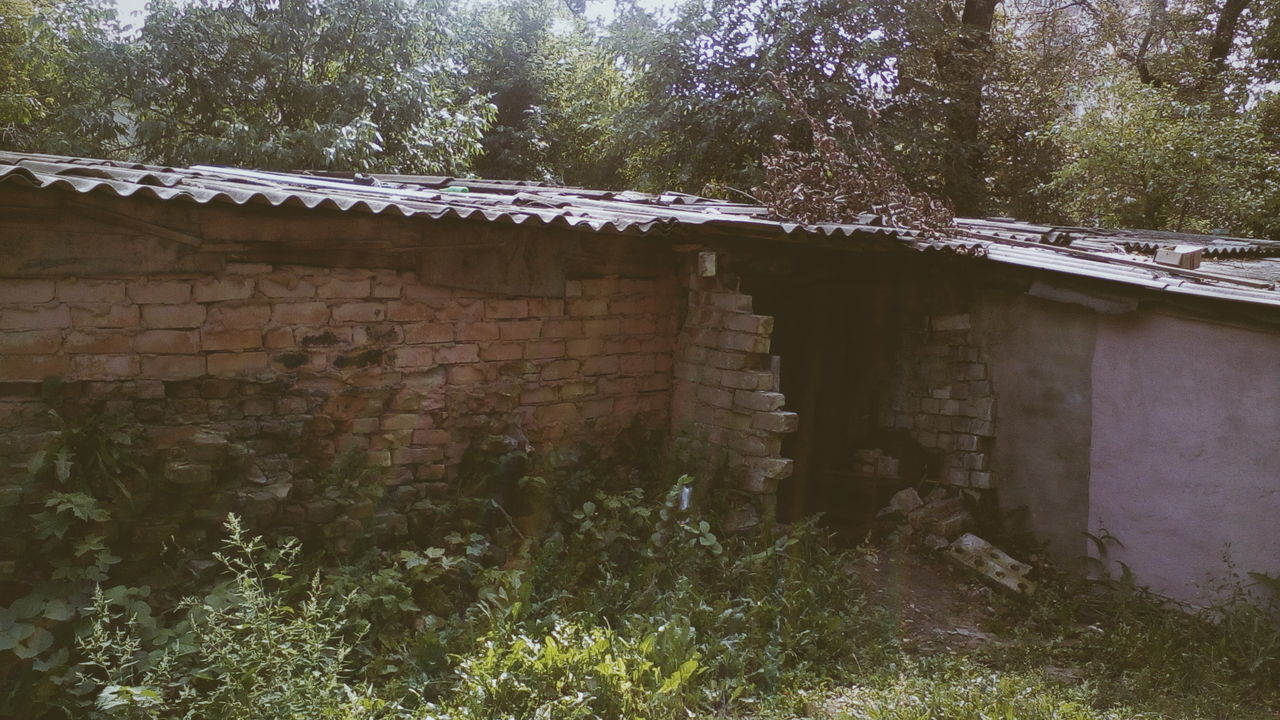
[829,655,1153,720]
[437,617,702,720]
[79,516,407,720]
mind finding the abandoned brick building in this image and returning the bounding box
[2,151,1279,604]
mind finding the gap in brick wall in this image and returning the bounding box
[744,255,932,538]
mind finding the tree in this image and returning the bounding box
[452,0,633,187]
[1046,79,1278,234]
[122,0,493,173]
[606,0,910,194]
[932,0,1001,216]
[0,0,129,155]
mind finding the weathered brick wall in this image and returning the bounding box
[0,263,677,544]
[670,254,796,527]
[880,311,996,489]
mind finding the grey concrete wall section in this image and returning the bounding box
[1089,312,1280,605]
[973,291,1097,566]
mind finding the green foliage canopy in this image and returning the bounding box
[123,0,493,173]
[1048,80,1278,235]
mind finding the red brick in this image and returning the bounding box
[63,329,131,353]
[70,304,139,329]
[456,321,499,341]
[353,324,404,345]
[71,354,139,379]
[208,304,270,329]
[142,355,206,380]
[723,313,774,335]
[137,330,200,354]
[127,280,191,304]
[606,337,644,354]
[242,398,274,416]
[446,364,486,385]
[720,330,770,354]
[372,272,402,299]
[528,298,565,316]
[404,322,453,344]
[521,386,559,404]
[620,354,656,376]
[412,428,452,445]
[439,299,485,322]
[478,342,523,361]
[567,338,605,357]
[609,296,656,315]
[581,356,619,375]
[331,302,386,323]
[316,276,371,298]
[387,300,433,322]
[270,302,328,325]
[698,385,734,409]
[499,320,542,340]
[57,280,126,303]
[599,378,637,398]
[258,274,317,298]
[581,398,615,419]
[708,292,752,312]
[621,317,658,335]
[583,318,620,337]
[638,373,670,392]
[0,279,55,304]
[207,352,270,377]
[733,390,786,412]
[142,303,205,329]
[721,369,773,390]
[534,402,580,427]
[558,381,596,399]
[568,298,608,317]
[225,262,272,275]
[752,411,799,433]
[643,336,672,353]
[296,326,352,346]
[543,319,582,338]
[525,340,565,359]
[382,414,429,430]
[264,327,294,349]
[0,329,61,354]
[2,304,70,330]
[193,276,255,303]
[486,298,528,319]
[392,447,436,465]
[0,354,68,379]
[541,359,580,381]
[435,344,480,364]
[394,346,435,368]
[581,278,620,296]
[402,282,461,300]
[202,329,263,351]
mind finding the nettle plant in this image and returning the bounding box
[0,398,159,710]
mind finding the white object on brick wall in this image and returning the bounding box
[697,251,717,277]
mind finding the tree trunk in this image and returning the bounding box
[1201,0,1251,86]
[935,0,999,217]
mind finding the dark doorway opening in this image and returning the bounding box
[745,255,918,535]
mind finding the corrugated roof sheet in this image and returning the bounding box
[4,151,1280,308]
[0,151,952,246]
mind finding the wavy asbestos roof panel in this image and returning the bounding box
[0,153,913,245]
[5,152,1280,308]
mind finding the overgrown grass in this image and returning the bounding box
[979,564,1280,719]
[10,435,1280,719]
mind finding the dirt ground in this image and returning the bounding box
[854,541,1011,654]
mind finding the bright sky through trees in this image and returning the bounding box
[112,0,677,24]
